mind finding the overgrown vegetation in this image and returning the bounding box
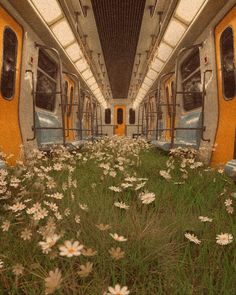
[0,137,235,294]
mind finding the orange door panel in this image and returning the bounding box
[63,75,75,142]
[114,105,126,136]
[211,6,236,166]
[0,6,23,165]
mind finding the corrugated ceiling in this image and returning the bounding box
[91,0,146,98]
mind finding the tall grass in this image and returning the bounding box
[0,137,235,294]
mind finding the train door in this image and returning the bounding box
[114,105,126,136]
[211,6,236,165]
[63,75,75,142]
[0,6,23,165]
[164,77,174,140]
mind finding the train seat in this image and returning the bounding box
[35,111,64,147]
[151,111,202,151]
[224,159,236,181]
[0,160,6,169]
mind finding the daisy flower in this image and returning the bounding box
[12,263,24,276]
[139,192,156,204]
[114,202,129,210]
[77,262,93,278]
[81,247,97,257]
[59,240,84,257]
[224,199,233,207]
[198,216,213,222]
[1,220,10,232]
[45,268,62,294]
[20,228,32,241]
[107,284,130,295]
[184,233,201,245]
[109,247,125,260]
[109,186,122,193]
[39,234,61,254]
[110,233,127,242]
[216,233,233,245]
[159,170,172,181]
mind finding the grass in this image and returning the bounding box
[0,137,235,294]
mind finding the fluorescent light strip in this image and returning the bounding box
[51,19,75,47]
[175,0,207,24]
[31,0,62,23]
[163,18,186,47]
[65,43,82,62]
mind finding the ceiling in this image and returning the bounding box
[91,0,146,99]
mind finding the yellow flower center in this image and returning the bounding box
[68,247,76,254]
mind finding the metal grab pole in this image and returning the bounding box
[26,70,36,141]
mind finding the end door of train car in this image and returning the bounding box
[211,6,236,166]
[114,105,126,136]
[0,5,23,165]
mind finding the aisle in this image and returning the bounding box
[0,137,235,294]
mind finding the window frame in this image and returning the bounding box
[1,26,18,100]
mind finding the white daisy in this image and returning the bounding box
[45,268,62,294]
[139,192,156,204]
[224,199,233,207]
[198,216,213,222]
[216,233,233,245]
[184,233,201,245]
[107,284,130,295]
[114,202,129,210]
[59,240,84,257]
[109,233,127,242]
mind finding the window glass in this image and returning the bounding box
[117,108,123,124]
[165,86,171,116]
[36,50,58,111]
[64,81,68,114]
[181,49,202,111]
[1,27,18,99]
[220,26,235,99]
[68,86,73,116]
[129,108,135,124]
[105,108,111,124]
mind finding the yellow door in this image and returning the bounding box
[63,75,75,142]
[0,6,23,165]
[114,105,126,136]
[211,6,236,166]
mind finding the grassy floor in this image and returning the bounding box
[0,137,235,294]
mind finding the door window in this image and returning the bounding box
[1,27,18,100]
[117,108,123,124]
[220,26,235,100]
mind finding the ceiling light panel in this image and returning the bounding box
[157,42,173,62]
[65,43,82,62]
[142,83,149,91]
[175,0,206,24]
[82,68,93,80]
[31,0,62,23]
[90,83,99,91]
[144,76,154,87]
[51,19,75,47]
[87,77,96,87]
[147,68,158,80]
[75,59,89,72]
[163,19,186,47]
[150,58,164,73]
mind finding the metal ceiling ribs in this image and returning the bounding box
[91,0,146,99]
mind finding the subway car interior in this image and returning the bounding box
[0,0,236,294]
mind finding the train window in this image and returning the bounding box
[1,27,18,100]
[181,49,202,111]
[220,27,235,100]
[129,108,135,124]
[117,108,123,124]
[68,86,73,116]
[36,49,58,111]
[64,81,68,114]
[105,108,111,124]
